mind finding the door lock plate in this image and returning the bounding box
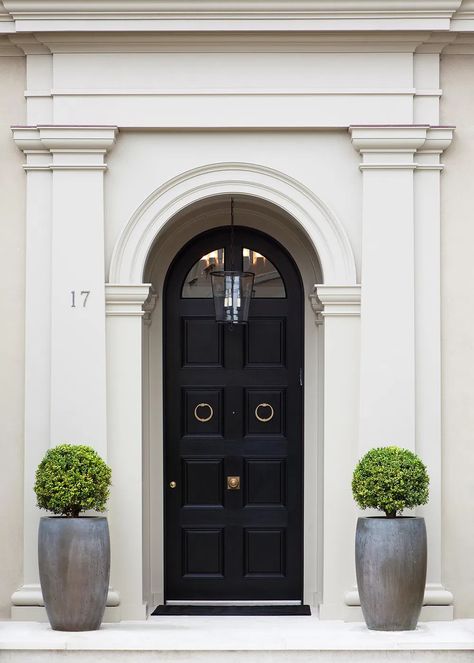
[227,476,240,490]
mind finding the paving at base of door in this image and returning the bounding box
[2,617,474,662]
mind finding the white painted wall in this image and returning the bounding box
[440,54,474,619]
[0,53,25,618]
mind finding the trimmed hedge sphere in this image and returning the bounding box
[352,446,429,518]
[34,444,112,518]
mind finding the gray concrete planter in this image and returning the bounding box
[355,516,427,631]
[38,516,110,631]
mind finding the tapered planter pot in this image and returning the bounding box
[38,516,110,631]
[355,517,427,631]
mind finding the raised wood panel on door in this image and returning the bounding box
[164,226,303,602]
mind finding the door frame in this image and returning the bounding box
[143,199,324,612]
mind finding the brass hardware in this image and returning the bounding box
[227,476,240,490]
[169,481,177,489]
[194,402,214,423]
[255,402,275,423]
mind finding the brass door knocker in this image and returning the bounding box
[194,403,214,423]
[255,403,274,423]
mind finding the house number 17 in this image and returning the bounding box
[71,290,91,308]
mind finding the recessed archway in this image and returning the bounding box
[105,163,359,618]
[141,194,325,610]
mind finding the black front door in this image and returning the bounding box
[164,226,304,602]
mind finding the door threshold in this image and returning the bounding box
[153,604,310,616]
[165,600,302,606]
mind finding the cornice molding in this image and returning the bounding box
[5,0,474,37]
[315,285,361,317]
[0,33,21,53]
[28,32,433,55]
[452,0,474,27]
[2,0,463,19]
[12,125,118,169]
[0,0,465,33]
[105,284,152,317]
[349,125,454,170]
[350,125,430,152]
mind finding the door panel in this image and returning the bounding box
[164,226,304,602]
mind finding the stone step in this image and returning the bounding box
[2,617,474,663]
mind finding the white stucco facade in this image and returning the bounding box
[0,0,474,622]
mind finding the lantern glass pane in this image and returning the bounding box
[211,271,255,324]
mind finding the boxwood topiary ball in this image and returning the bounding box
[34,444,112,518]
[352,446,429,518]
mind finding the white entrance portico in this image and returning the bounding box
[5,0,458,622]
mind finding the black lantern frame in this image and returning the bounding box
[210,199,255,324]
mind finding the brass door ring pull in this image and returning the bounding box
[255,403,275,423]
[194,403,214,423]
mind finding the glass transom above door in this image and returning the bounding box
[182,248,285,298]
[182,248,225,298]
[243,248,286,298]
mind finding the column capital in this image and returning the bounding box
[315,285,361,317]
[106,284,152,317]
[349,125,454,171]
[12,125,118,170]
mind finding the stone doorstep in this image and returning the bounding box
[1,617,474,661]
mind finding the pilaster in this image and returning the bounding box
[348,124,454,619]
[316,285,361,619]
[11,125,118,616]
[105,284,151,620]
[415,127,454,618]
[11,130,52,601]
[350,125,426,454]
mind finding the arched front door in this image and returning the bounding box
[163,226,304,603]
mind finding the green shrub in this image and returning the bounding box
[34,444,112,518]
[352,446,429,518]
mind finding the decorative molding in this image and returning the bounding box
[105,284,152,317]
[315,284,361,317]
[350,125,430,152]
[423,126,456,152]
[28,32,435,55]
[1,0,463,29]
[344,584,454,607]
[12,125,118,170]
[8,33,50,53]
[350,125,455,170]
[359,163,418,170]
[309,286,324,326]
[452,0,474,27]
[442,32,474,51]
[109,162,357,286]
[0,34,21,54]
[2,1,474,39]
[25,87,428,98]
[143,288,158,325]
[11,584,120,607]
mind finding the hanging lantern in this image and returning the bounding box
[211,198,255,325]
[211,270,254,324]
